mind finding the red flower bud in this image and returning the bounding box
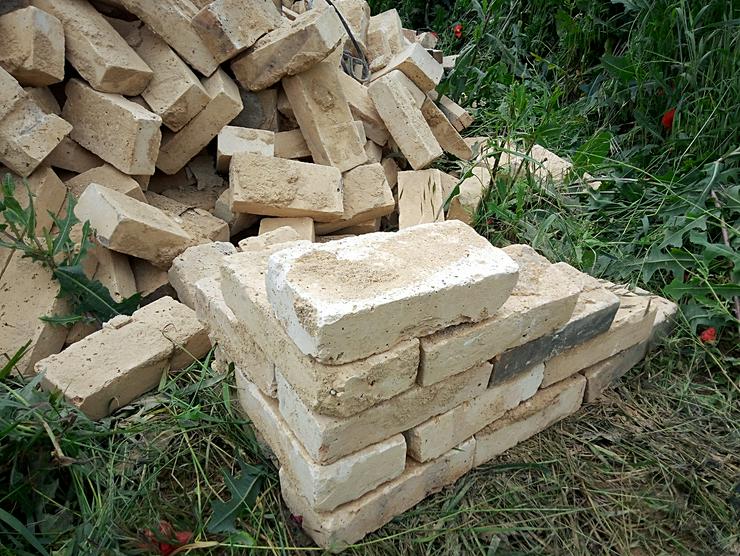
[699,327,717,343]
[661,107,676,130]
[453,23,463,39]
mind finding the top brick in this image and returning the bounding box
[265,221,519,364]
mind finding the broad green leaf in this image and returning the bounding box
[207,462,265,534]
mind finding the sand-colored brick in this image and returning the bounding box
[89,244,137,302]
[75,184,192,268]
[366,9,407,63]
[65,164,146,201]
[406,364,543,462]
[216,126,274,172]
[371,43,443,93]
[31,0,152,94]
[0,69,71,177]
[229,152,343,221]
[118,0,220,76]
[44,136,104,174]
[194,276,277,395]
[276,362,489,464]
[237,371,406,512]
[0,252,70,376]
[38,297,209,419]
[421,96,472,160]
[315,163,394,235]
[280,438,474,551]
[542,291,657,387]
[418,245,581,386]
[266,221,519,364]
[337,71,388,145]
[192,0,283,64]
[239,228,302,251]
[447,166,490,224]
[474,374,586,466]
[221,247,420,418]
[157,69,243,175]
[282,53,367,172]
[490,266,620,385]
[145,192,229,246]
[123,24,209,132]
[232,7,345,91]
[0,7,65,86]
[582,341,648,403]
[212,189,258,236]
[368,71,442,170]
[63,79,161,175]
[168,241,237,309]
[396,169,456,229]
[274,129,311,159]
[258,217,315,241]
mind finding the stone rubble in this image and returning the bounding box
[0,1,673,552]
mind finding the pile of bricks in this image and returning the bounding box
[168,220,676,550]
[0,0,677,550]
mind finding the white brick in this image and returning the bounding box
[236,371,406,512]
[266,221,518,364]
[216,126,274,172]
[405,364,543,462]
[474,374,586,467]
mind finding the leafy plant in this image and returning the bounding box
[0,173,140,326]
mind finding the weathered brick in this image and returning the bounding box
[123,25,210,132]
[221,247,420,418]
[231,88,278,131]
[582,341,648,403]
[75,184,192,268]
[276,362,489,464]
[191,0,284,63]
[118,0,220,76]
[31,0,152,94]
[432,93,474,132]
[418,246,581,386]
[396,169,456,229]
[232,7,345,91]
[447,166,490,224]
[239,227,302,250]
[421,96,472,160]
[237,371,406,511]
[44,136,103,174]
[259,217,315,241]
[0,69,71,177]
[65,164,146,201]
[336,71,389,145]
[157,69,243,175]
[282,52,367,172]
[193,276,277,395]
[280,438,474,551]
[216,126,274,172]
[229,152,343,221]
[38,297,210,419]
[366,9,407,64]
[24,86,61,115]
[490,265,620,385]
[89,244,137,302]
[0,252,70,376]
[406,364,543,462]
[63,79,161,175]
[168,241,237,308]
[212,189,258,236]
[371,43,443,93]
[474,374,586,467]
[145,191,229,246]
[274,129,311,159]
[131,258,175,300]
[542,291,656,387]
[266,221,519,364]
[0,7,65,86]
[314,163,394,234]
[368,71,442,170]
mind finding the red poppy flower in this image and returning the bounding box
[699,327,717,343]
[140,521,192,556]
[661,107,676,131]
[453,23,463,39]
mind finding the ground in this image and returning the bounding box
[1,0,738,554]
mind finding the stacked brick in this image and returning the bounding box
[0,1,677,551]
[161,220,673,551]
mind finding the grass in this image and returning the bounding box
[1,0,738,554]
